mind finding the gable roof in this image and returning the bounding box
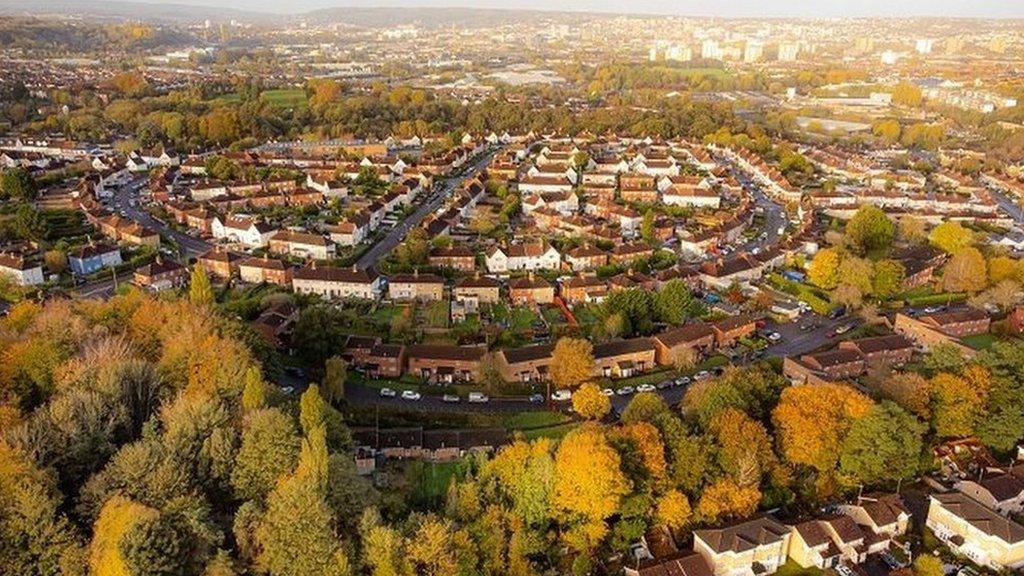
[932,492,1024,544]
[694,515,789,554]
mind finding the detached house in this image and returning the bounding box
[0,253,44,286]
[69,243,122,276]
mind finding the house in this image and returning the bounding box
[652,323,717,366]
[699,255,763,290]
[0,253,44,286]
[818,515,869,565]
[497,343,555,383]
[788,520,843,570]
[454,275,502,304]
[238,256,292,286]
[956,465,1024,517]
[250,302,299,348]
[894,312,978,356]
[429,246,476,272]
[711,315,758,347]
[611,242,654,265]
[133,258,188,290]
[895,245,946,288]
[212,217,277,248]
[68,243,122,276]
[292,265,381,300]
[326,214,370,247]
[919,308,991,338]
[268,230,335,260]
[663,185,721,209]
[566,245,608,270]
[694,515,791,576]
[925,492,1024,571]
[837,494,911,543]
[837,334,914,367]
[560,276,609,305]
[387,271,445,302]
[196,249,241,280]
[406,345,485,383]
[508,274,555,305]
[625,551,715,576]
[486,241,561,273]
[364,344,407,379]
[796,349,866,381]
[593,338,657,379]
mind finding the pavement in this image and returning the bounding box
[355,147,501,270]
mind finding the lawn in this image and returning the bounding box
[260,89,307,108]
[520,422,579,441]
[767,273,834,315]
[774,560,825,576]
[961,333,999,351]
[502,411,571,430]
[490,304,539,332]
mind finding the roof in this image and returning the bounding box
[712,315,757,333]
[271,229,329,246]
[407,344,486,362]
[978,472,1024,503]
[456,276,501,289]
[845,334,913,354]
[805,348,864,368]
[501,343,555,365]
[822,515,866,544]
[70,243,119,259]
[857,495,909,527]
[923,308,989,326]
[635,551,714,576]
[292,265,378,283]
[509,276,551,289]
[389,272,444,285]
[793,520,832,547]
[238,256,288,271]
[593,338,655,359]
[655,323,716,348]
[931,492,1024,544]
[369,344,405,358]
[694,515,790,554]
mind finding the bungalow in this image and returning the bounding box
[387,271,445,302]
[694,516,791,576]
[68,243,122,276]
[292,264,382,300]
[509,275,555,305]
[454,275,502,304]
[238,256,292,286]
[925,492,1024,571]
[406,345,485,383]
[269,230,336,260]
[486,241,561,273]
[0,253,44,286]
[593,338,657,379]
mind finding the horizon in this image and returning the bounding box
[14,0,1024,19]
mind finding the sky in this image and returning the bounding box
[127,0,1024,18]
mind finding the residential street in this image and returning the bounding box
[112,176,213,258]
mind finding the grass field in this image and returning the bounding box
[215,88,307,108]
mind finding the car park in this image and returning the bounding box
[400,390,421,401]
[380,388,397,398]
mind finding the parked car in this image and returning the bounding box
[834,324,853,335]
[442,394,460,403]
[400,390,421,401]
[636,384,656,393]
[655,380,672,390]
[551,389,572,402]
[835,565,855,576]
[528,393,545,403]
[615,386,635,396]
[601,388,615,396]
[693,370,711,381]
[468,392,489,403]
[379,388,397,398]
[675,376,691,386]
[766,332,782,342]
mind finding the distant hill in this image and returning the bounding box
[0,0,277,24]
[304,6,605,28]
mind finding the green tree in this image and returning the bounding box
[231,408,301,501]
[871,259,905,299]
[654,279,702,325]
[120,513,200,576]
[322,356,346,405]
[621,392,670,425]
[640,209,655,244]
[241,367,267,413]
[845,205,895,254]
[838,402,925,487]
[189,265,215,306]
[0,167,37,201]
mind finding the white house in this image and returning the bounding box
[485,242,561,273]
[0,253,44,286]
[211,217,277,248]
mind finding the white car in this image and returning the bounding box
[551,389,572,402]
[636,384,656,393]
[601,388,615,396]
[693,370,711,380]
[442,394,460,403]
[766,332,782,342]
[615,386,635,396]
[400,390,421,401]
[835,565,855,576]
[675,376,691,386]
[380,388,397,398]
[467,392,489,403]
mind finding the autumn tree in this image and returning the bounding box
[696,478,760,523]
[807,247,841,290]
[878,372,931,419]
[621,392,670,425]
[896,217,927,244]
[891,82,923,106]
[0,167,37,201]
[655,490,692,531]
[322,356,347,404]
[231,408,301,501]
[942,248,988,293]
[929,221,974,254]
[190,265,215,306]
[930,368,989,438]
[572,383,611,420]
[708,409,777,488]
[550,337,594,389]
[871,259,905,299]
[553,426,630,549]
[90,495,159,576]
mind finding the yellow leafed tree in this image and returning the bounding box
[90,496,159,576]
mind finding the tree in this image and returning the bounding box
[871,259,905,299]
[696,478,760,523]
[231,408,301,501]
[878,372,931,419]
[831,283,863,310]
[241,367,267,413]
[572,383,611,420]
[621,392,670,425]
[120,512,201,576]
[942,248,987,293]
[838,402,925,487]
[90,496,159,576]
[189,265,215,306]
[897,217,927,244]
[838,257,874,296]
[807,247,841,289]
[930,369,988,438]
[322,356,346,404]
[255,426,351,576]
[912,555,943,576]
[845,205,895,253]
[395,228,429,267]
[654,279,702,325]
[708,409,776,488]
[640,209,655,244]
[0,167,37,201]
[891,82,923,106]
[550,338,594,389]
[872,119,901,144]
[682,367,786,429]
[553,426,630,549]
[655,490,692,531]
[772,384,874,481]
[929,221,974,254]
